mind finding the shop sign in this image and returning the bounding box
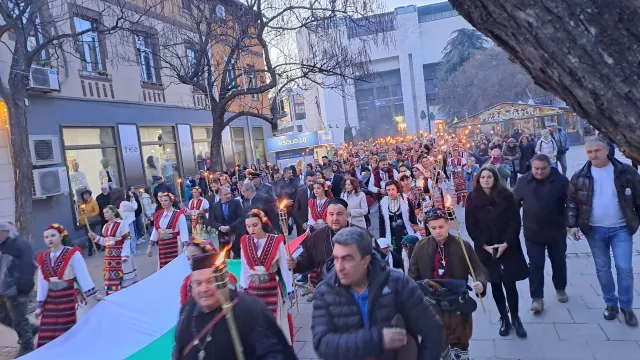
[469,103,566,124]
[266,132,319,152]
[177,124,196,176]
[275,148,307,161]
[318,130,334,145]
[117,124,145,187]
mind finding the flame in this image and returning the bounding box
[444,194,452,208]
[417,179,424,188]
[214,245,232,267]
[278,200,287,210]
[177,178,182,183]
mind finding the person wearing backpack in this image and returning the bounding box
[409,209,488,360]
[548,123,570,176]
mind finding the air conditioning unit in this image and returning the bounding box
[29,66,60,91]
[33,166,69,198]
[29,135,62,166]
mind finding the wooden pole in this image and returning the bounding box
[278,205,299,313]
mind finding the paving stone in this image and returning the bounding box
[568,307,624,325]
[555,323,608,341]
[468,340,495,358]
[587,340,640,360]
[599,321,640,341]
[495,339,595,359]
[296,342,319,359]
[519,306,575,324]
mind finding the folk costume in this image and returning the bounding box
[379,195,417,257]
[449,150,468,206]
[188,188,210,233]
[307,179,332,229]
[408,232,488,360]
[239,230,295,344]
[173,253,296,360]
[151,194,189,269]
[368,166,399,196]
[95,218,138,295]
[36,224,97,348]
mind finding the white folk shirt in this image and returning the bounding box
[590,162,626,227]
[37,247,95,303]
[188,197,210,218]
[150,209,190,245]
[239,236,293,292]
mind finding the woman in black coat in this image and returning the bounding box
[465,166,529,339]
[518,135,536,175]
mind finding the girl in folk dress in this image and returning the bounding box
[147,192,189,269]
[379,179,417,257]
[35,224,97,348]
[307,179,332,231]
[240,210,295,344]
[187,187,210,233]
[89,206,138,295]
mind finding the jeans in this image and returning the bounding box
[509,170,518,187]
[586,225,634,310]
[0,295,34,350]
[557,153,567,176]
[128,222,138,254]
[525,236,567,299]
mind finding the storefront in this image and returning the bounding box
[450,102,584,144]
[26,96,275,250]
[266,130,335,169]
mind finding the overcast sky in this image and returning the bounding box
[384,0,443,10]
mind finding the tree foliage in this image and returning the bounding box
[440,28,488,79]
[438,46,547,119]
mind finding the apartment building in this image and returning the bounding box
[0,0,275,246]
[275,88,308,136]
[297,2,473,143]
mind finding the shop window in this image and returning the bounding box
[252,126,266,165]
[192,127,213,171]
[140,126,180,192]
[62,127,120,225]
[231,127,246,166]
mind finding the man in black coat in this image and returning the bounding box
[322,166,344,199]
[312,227,445,360]
[292,171,317,235]
[0,222,37,356]
[273,167,300,234]
[514,154,570,314]
[208,187,245,258]
[240,182,280,234]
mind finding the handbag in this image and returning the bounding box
[417,279,477,317]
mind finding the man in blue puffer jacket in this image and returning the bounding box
[312,227,445,360]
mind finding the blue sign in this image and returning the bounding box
[275,148,308,161]
[266,132,318,152]
[318,130,334,145]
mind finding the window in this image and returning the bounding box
[140,127,180,192]
[62,127,120,225]
[186,48,196,74]
[136,35,155,82]
[224,57,237,90]
[417,2,459,23]
[248,73,258,100]
[252,127,266,165]
[74,17,102,72]
[192,127,214,171]
[231,127,246,166]
[27,15,47,62]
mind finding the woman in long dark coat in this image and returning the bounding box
[465,166,529,339]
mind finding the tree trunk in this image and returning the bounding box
[7,69,34,244]
[449,0,640,161]
[209,107,225,172]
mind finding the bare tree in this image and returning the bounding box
[438,46,547,119]
[0,0,156,242]
[449,1,640,160]
[144,0,390,171]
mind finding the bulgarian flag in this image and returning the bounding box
[20,255,242,360]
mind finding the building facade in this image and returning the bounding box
[0,0,275,247]
[274,88,308,136]
[296,2,473,143]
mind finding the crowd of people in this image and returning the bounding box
[0,121,639,359]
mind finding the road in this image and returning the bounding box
[2,145,640,359]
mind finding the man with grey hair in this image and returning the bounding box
[311,226,445,360]
[240,182,280,233]
[567,138,640,326]
[0,222,37,356]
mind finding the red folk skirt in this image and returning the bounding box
[247,273,281,317]
[37,281,77,348]
[104,242,124,295]
[158,237,179,269]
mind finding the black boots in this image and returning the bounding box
[511,314,527,338]
[499,316,511,336]
[603,305,620,320]
[499,312,527,338]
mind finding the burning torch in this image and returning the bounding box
[444,194,485,312]
[278,200,299,312]
[80,204,98,254]
[212,246,245,360]
[138,188,149,240]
